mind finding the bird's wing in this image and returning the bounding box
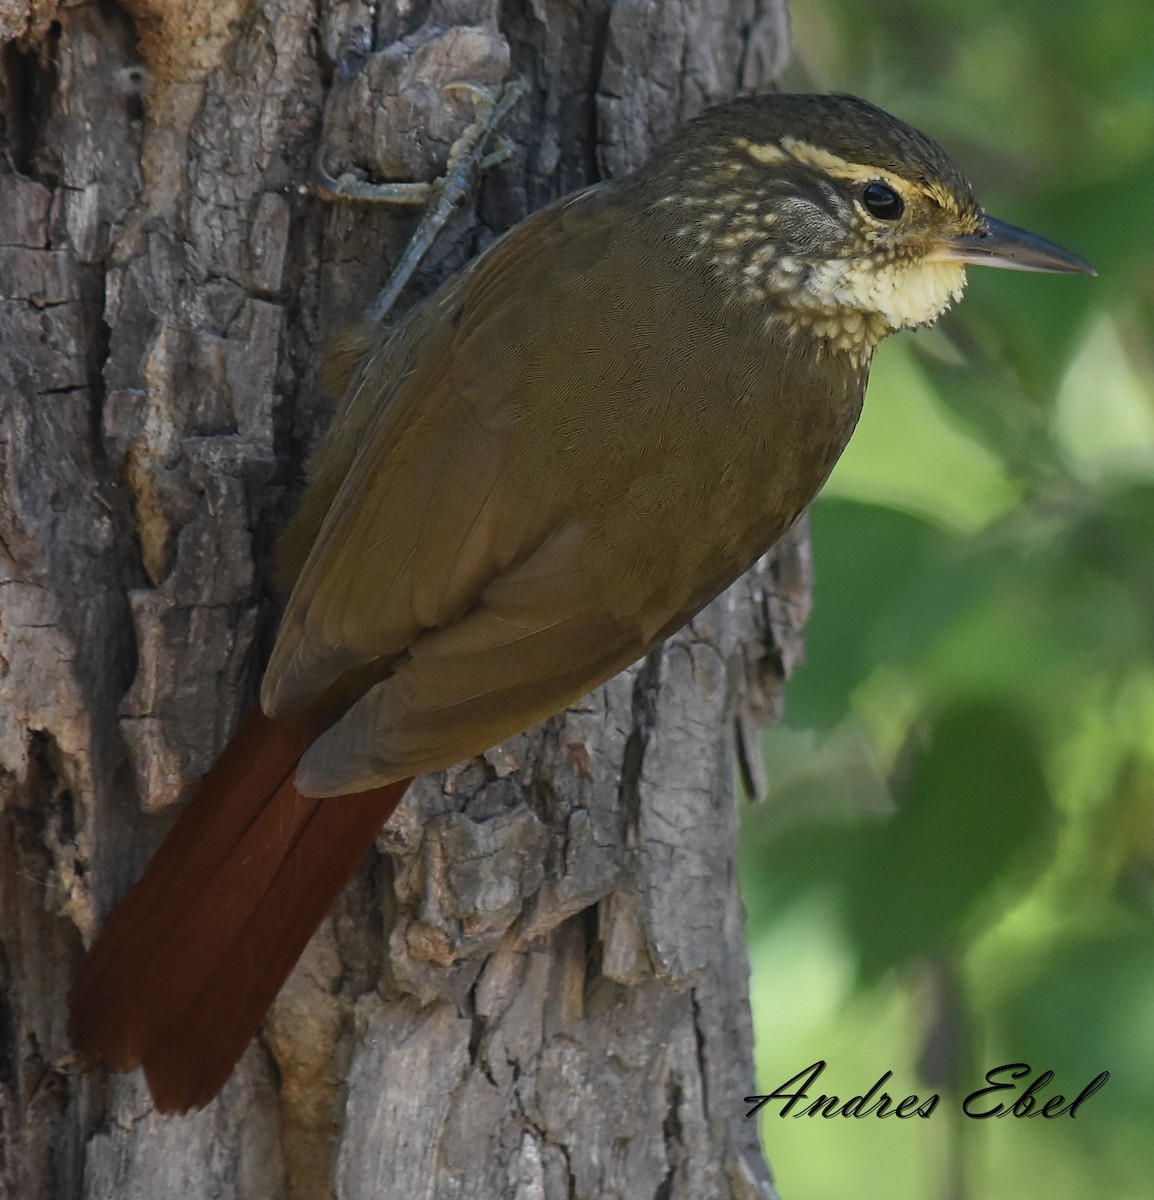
[262,184,642,730]
[292,514,644,793]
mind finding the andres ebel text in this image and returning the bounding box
[745,1060,1109,1120]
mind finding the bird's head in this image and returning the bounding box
[640,93,1094,358]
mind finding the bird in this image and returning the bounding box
[68,91,1094,1113]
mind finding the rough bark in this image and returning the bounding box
[0,1,800,1196]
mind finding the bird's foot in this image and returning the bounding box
[315,76,527,324]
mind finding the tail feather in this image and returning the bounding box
[68,708,411,1113]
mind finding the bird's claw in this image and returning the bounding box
[442,76,527,127]
[313,77,526,323]
[315,77,526,208]
[479,134,516,172]
[356,75,527,324]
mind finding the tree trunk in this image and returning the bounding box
[0,1,801,1196]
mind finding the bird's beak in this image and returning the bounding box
[930,215,1096,276]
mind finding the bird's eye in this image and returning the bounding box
[861,181,904,221]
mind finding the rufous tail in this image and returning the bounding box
[67,707,412,1113]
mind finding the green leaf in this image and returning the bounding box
[843,701,1057,982]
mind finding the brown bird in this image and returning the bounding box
[68,92,1094,1112]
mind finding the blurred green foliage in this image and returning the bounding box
[738,2,1154,1197]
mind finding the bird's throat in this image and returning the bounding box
[756,254,965,361]
[802,255,968,333]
